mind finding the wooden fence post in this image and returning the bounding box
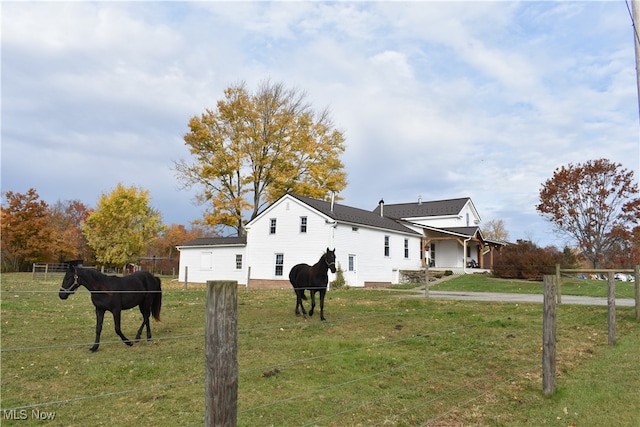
[424,264,429,298]
[607,271,616,346]
[183,266,188,291]
[542,275,556,396]
[555,263,561,304]
[635,265,639,322]
[205,280,238,427]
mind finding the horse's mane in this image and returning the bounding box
[78,267,109,280]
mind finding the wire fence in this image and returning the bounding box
[1,278,637,426]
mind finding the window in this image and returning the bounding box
[235,254,242,270]
[201,252,213,270]
[404,239,409,259]
[275,253,284,276]
[466,213,470,227]
[352,226,359,232]
[300,216,307,233]
[270,218,277,234]
[348,254,355,272]
[384,235,390,257]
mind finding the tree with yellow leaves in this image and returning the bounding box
[82,184,164,268]
[175,80,347,236]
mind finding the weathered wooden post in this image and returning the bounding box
[424,264,429,298]
[555,263,562,304]
[607,271,616,346]
[205,280,238,427]
[542,275,556,396]
[635,265,639,322]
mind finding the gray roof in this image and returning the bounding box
[179,237,247,247]
[289,194,421,235]
[439,226,480,237]
[373,197,470,219]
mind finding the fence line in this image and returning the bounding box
[2,281,636,425]
[556,264,639,320]
[0,305,605,417]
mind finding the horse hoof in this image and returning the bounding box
[88,347,98,353]
[125,341,133,347]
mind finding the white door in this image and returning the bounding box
[346,254,357,287]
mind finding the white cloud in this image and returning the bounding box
[2,1,638,246]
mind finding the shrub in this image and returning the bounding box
[331,264,346,289]
[492,240,575,280]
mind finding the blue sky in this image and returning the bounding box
[2,1,639,248]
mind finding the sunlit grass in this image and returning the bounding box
[1,273,638,426]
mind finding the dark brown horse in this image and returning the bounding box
[59,263,162,352]
[288,248,336,321]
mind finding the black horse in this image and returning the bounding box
[289,248,336,321]
[59,264,162,353]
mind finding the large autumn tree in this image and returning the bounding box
[174,80,347,236]
[536,158,640,268]
[82,184,165,267]
[49,200,93,263]
[1,189,54,271]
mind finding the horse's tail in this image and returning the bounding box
[151,276,162,321]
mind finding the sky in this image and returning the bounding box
[2,1,640,248]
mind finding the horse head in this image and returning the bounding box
[325,248,336,273]
[59,263,82,300]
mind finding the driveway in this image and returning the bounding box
[415,290,636,307]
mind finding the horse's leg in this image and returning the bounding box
[295,290,308,318]
[309,290,316,317]
[112,309,133,347]
[295,291,301,317]
[319,289,327,322]
[136,303,152,341]
[89,308,105,353]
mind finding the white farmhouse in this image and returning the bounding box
[177,193,506,288]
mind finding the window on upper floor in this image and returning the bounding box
[300,216,307,233]
[270,218,277,234]
[384,235,390,257]
[404,239,409,259]
[235,254,242,270]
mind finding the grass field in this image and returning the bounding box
[1,273,638,426]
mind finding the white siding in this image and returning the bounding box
[246,196,335,283]
[333,224,422,287]
[434,240,463,268]
[177,245,247,284]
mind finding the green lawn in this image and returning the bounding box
[1,273,638,426]
[430,273,638,299]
